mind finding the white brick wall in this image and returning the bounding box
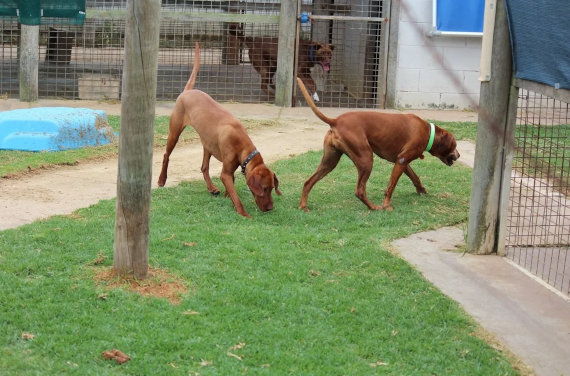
[393,0,482,109]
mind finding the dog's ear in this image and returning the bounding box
[274,173,282,196]
[329,44,335,51]
[247,174,264,197]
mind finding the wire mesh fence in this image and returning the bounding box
[0,0,387,108]
[506,88,570,296]
[297,0,386,107]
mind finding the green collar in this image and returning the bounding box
[425,123,435,152]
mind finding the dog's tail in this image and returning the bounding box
[184,42,200,91]
[296,77,335,126]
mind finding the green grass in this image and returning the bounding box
[0,150,520,375]
[514,123,569,183]
[428,120,478,141]
[0,118,473,178]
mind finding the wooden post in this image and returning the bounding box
[466,0,517,255]
[274,0,298,107]
[19,24,39,102]
[113,0,161,279]
[384,0,400,109]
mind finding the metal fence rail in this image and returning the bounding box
[506,88,570,296]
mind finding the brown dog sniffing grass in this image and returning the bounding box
[296,77,460,211]
[157,43,281,218]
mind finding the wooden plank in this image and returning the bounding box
[19,25,39,102]
[87,9,279,24]
[515,78,570,104]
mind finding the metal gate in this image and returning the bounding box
[295,0,389,108]
[505,82,570,297]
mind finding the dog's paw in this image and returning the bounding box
[416,187,427,195]
[298,204,310,213]
[209,189,221,196]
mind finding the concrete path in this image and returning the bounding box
[2,99,569,375]
[393,229,570,376]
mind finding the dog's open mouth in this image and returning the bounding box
[445,157,457,166]
[320,62,330,72]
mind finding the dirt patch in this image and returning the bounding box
[94,265,188,305]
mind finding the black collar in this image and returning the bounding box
[241,149,259,175]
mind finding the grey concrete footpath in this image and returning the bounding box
[393,231,570,376]
[2,99,569,375]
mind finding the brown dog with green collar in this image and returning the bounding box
[296,78,460,211]
[157,43,281,218]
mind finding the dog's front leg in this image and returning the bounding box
[382,163,407,211]
[201,149,220,195]
[404,165,427,194]
[220,169,250,218]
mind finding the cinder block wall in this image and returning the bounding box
[394,0,481,109]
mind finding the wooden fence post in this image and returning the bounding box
[275,0,298,107]
[19,24,39,102]
[113,0,161,279]
[466,0,517,255]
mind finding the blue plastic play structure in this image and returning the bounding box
[0,107,116,152]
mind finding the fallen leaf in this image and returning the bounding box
[183,242,198,247]
[88,252,106,265]
[227,352,242,361]
[102,349,131,364]
[98,293,108,300]
[21,332,35,340]
[369,361,388,367]
[229,342,246,351]
[200,359,213,367]
[308,269,321,277]
[182,310,200,315]
[161,234,175,241]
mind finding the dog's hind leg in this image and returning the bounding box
[403,165,427,194]
[349,150,381,210]
[299,141,343,212]
[201,148,220,195]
